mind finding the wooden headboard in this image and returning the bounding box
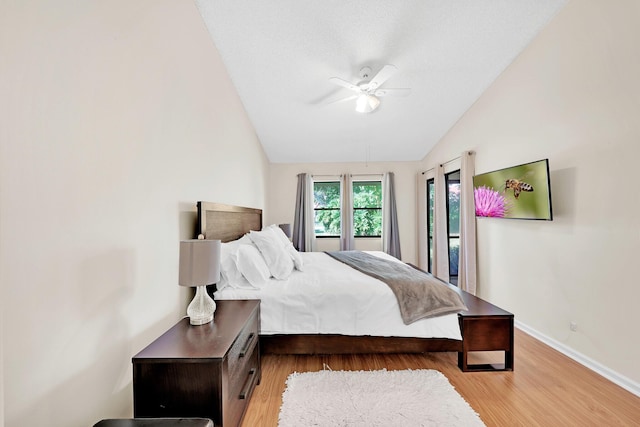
[196,202,262,242]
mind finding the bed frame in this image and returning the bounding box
[196,201,514,372]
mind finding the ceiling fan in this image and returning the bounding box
[329,64,411,113]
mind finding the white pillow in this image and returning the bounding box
[268,224,292,246]
[249,228,294,279]
[267,224,304,271]
[235,244,271,288]
[218,235,253,290]
[288,246,304,271]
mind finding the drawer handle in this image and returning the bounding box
[239,332,255,357]
[239,368,256,400]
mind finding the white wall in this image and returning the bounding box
[0,1,268,426]
[0,305,3,427]
[420,0,640,385]
[268,161,420,264]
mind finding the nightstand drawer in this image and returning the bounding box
[463,317,511,351]
[226,345,260,427]
[227,308,259,390]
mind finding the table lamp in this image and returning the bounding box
[278,223,292,239]
[179,239,221,325]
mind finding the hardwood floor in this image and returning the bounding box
[241,329,640,426]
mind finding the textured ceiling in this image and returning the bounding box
[195,0,567,163]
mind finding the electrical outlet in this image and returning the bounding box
[570,321,578,332]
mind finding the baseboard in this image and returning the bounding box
[515,320,640,398]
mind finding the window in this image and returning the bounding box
[425,171,460,285]
[446,170,460,285]
[313,181,341,237]
[352,181,382,237]
[426,178,435,273]
[313,179,382,238]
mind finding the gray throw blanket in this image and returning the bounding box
[326,251,468,325]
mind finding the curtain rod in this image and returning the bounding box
[440,155,461,167]
[420,151,473,175]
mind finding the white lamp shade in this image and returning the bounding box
[179,239,221,287]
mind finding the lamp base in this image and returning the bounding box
[189,315,214,326]
[187,285,216,325]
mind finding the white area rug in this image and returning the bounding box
[278,369,485,427]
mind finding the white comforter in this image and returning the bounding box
[214,251,462,340]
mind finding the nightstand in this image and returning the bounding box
[458,299,514,372]
[132,300,261,427]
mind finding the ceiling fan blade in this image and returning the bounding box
[374,88,411,97]
[366,64,398,92]
[329,77,361,93]
[327,94,358,105]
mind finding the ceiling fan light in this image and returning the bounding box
[355,94,369,113]
[368,95,381,111]
[355,94,380,113]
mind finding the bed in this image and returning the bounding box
[196,201,514,372]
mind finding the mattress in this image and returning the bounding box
[214,251,462,340]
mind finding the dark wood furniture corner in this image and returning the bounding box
[406,263,514,372]
[457,290,514,372]
[132,300,261,427]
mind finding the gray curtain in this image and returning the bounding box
[382,172,401,259]
[292,173,316,252]
[340,174,355,250]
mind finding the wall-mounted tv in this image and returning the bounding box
[473,158,553,220]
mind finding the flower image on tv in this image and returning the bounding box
[473,159,553,220]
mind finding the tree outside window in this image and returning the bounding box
[446,171,460,285]
[353,181,382,237]
[313,181,341,236]
[426,178,435,273]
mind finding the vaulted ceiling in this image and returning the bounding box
[195,0,567,163]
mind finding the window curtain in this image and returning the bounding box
[292,173,316,252]
[340,174,354,250]
[382,172,401,259]
[433,164,450,282]
[458,151,477,294]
